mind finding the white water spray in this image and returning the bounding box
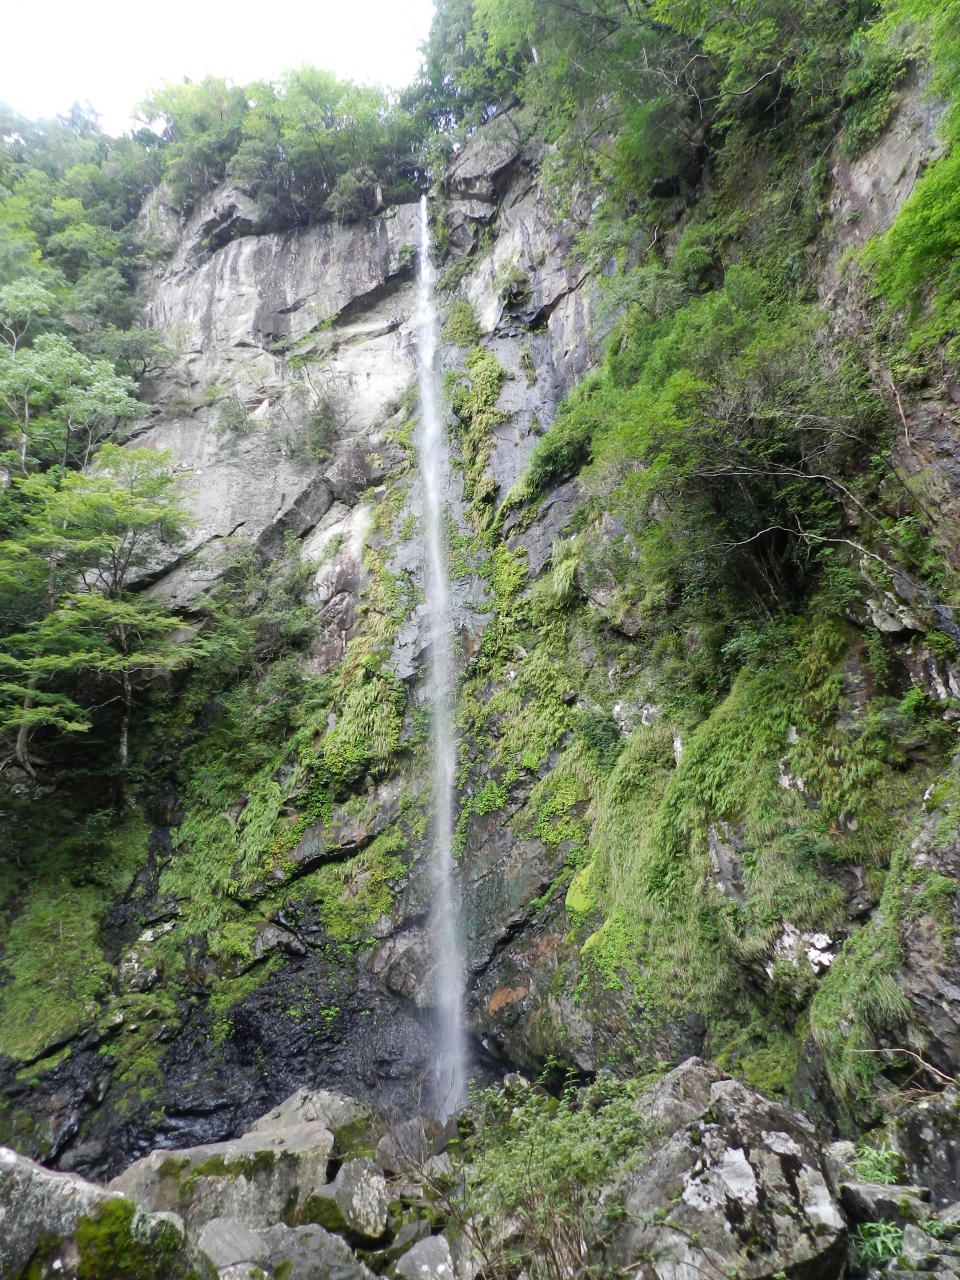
[416,195,467,1117]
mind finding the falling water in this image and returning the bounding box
[416,194,467,1118]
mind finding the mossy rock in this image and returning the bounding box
[24,1198,213,1280]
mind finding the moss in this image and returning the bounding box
[0,810,148,1065]
[582,622,943,1023]
[298,1192,347,1231]
[811,770,960,1098]
[447,347,508,533]
[71,1197,206,1280]
[189,1150,279,1181]
[322,665,405,788]
[565,862,596,917]
[332,1112,375,1157]
[711,1015,800,1099]
[294,825,405,945]
[441,299,481,347]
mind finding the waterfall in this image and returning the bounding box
[416,194,467,1118]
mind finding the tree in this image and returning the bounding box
[0,446,194,782]
[0,331,139,475]
[0,278,54,353]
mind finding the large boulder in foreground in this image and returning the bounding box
[601,1059,848,1280]
[196,1216,375,1280]
[0,1145,210,1279]
[109,1086,371,1239]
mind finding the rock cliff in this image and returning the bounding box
[4,69,960,1243]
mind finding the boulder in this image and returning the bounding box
[395,1233,456,1280]
[247,1086,374,1154]
[444,112,522,201]
[110,1087,339,1237]
[196,1216,270,1271]
[299,1156,390,1240]
[900,1222,957,1270]
[375,1117,440,1173]
[196,1216,376,1280]
[840,1179,932,1225]
[602,1060,847,1280]
[255,1221,376,1280]
[0,1145,208,1279]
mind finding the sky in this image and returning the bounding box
[0,0,437,135]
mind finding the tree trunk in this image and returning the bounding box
[14,678,37,776]
[119,669,131,770]
[14,557,58,775]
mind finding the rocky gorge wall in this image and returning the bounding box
[5,76,960,1203]
[0,107,604,1177]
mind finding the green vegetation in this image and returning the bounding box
[448,1070,655,1280]
[445,345,508,532]
[72,1197,202,1280]
[851,1138,903,1184]
[866,0,960,362]
[3,0,960,1155]
[141,70,425,227]
[433,0,960,1108]
[854,1220,904,1268]
[441,298,481,348]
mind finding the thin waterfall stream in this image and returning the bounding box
[416,194,467,1118]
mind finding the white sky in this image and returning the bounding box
[0,0,437,135]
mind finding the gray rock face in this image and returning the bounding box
[109,1088,337,1237]
[878,799,960,1082]
[827,70,945,256]
[0,1145,206,1279]
[892,1090,960,1209]
[395,1233,456,1280]
[14,85,602,1173]
[603,1060,847,1280]
[840,1179,932,1225]
[445,111,523,202]
[284,775,412,881]
[303,1157,390,1240]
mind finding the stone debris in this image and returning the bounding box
[0,1145,205,1279]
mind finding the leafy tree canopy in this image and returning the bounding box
[140,69,427,227]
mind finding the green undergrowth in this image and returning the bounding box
[865,0,960,364]
[811,762,960,1100]
[0,809,147,1066]
[455,1069,658,1276]
[583,619,946,1011]
[444,343,508,534]
[156,526,417,945]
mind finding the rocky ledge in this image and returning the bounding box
[9,1057,960,1280]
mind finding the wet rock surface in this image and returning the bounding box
[10,1061,960,1280]
[109,1089,338,1235]
[2,1084,457,1279]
